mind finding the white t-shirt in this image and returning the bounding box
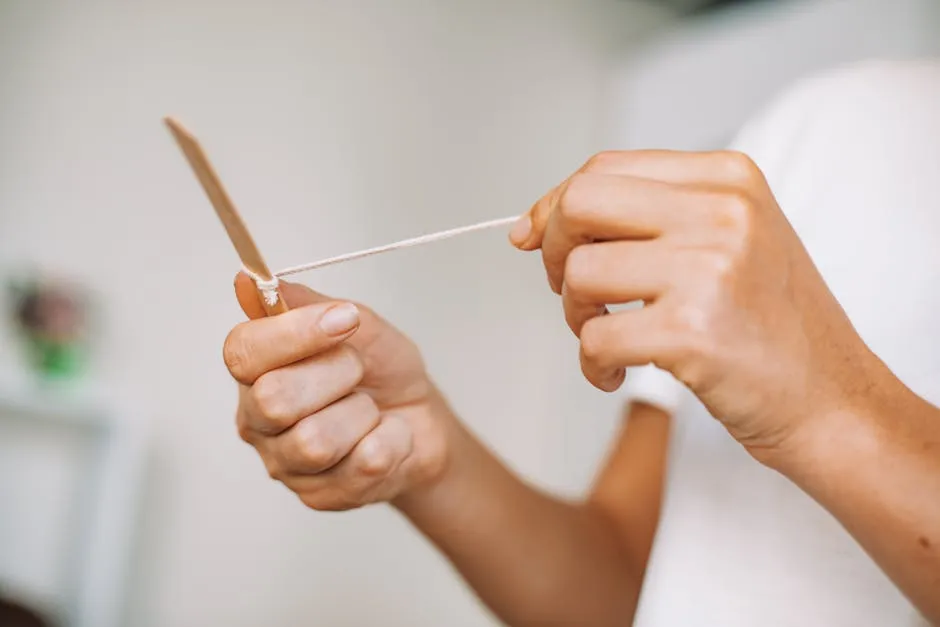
[629,59,940,627]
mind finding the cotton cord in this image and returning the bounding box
[243,215,519,301]
[276,215,518,277]
[249,272,282,307]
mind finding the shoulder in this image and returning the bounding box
[731,58,940,176]
[731,60,940,391]
[729,59,940,227]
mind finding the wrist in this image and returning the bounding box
[390,386,477,517]
[753,359,909,485]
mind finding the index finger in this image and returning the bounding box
[223,301,361,385]
[510,149,764,252]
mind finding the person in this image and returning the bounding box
[221,59,940,626]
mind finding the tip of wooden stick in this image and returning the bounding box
[163,116,192,139]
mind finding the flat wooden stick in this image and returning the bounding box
[163,117,289,315]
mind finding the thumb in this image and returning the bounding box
[510,178,569,252]
[234,272,332,320]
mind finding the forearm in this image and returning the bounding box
[393,396,648,627]
[589,402,672,577]
[769,370,940,623]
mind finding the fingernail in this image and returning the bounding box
[509,215,532,247]
[319,303,360,336]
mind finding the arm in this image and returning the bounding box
[224,276,671,627]
[507,148,940,624]
[767,366,940,623]
[395,394,671,627]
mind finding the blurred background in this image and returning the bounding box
[0,0,937,625]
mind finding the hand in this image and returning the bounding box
[223,274,450,510]
[510,150,884,460]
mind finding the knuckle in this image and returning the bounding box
[579,317,611,365]
[359,439,395,478]
[542,255,564,296]
[719,150,763,186]
[235,413,254,443]
[714,190,756,243]
[722,189,755,222]
[667,303,719,365]
[237,421,253,444]
[557,173,593,222]
[562,245,593,294]
[668,302,710,338]
[222,325,252,382]
[583,150,621,172]
[250,373,291,425]
[264,459,286,482]
[702,250,736,284]
[296,420,338,469]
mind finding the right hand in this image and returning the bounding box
[223,273,450,511]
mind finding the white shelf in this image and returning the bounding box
[0,386,111,429]
[0,383,148,627]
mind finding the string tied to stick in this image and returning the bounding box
[272,215,519,279]
[242,268,281,306]
[241,215,519,307]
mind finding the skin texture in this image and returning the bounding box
[509,149,940,623]
[224,148,940,624]
[228,273,670,626]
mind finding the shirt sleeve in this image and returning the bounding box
[620,364,688,414]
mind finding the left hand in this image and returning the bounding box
[510,150,886,462]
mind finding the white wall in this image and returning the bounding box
[605,0,940,150]
[0,2,671,626]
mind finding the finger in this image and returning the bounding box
[266,392,381,476]
[541,174,704,293]
[561,240,671,336]
[509,177,568,251]
[509,150,640,252]
[579,305,675,392]
[223,301,360,385]
[579,149,765,188]
[510,149,763,253]
[239,344,365,435]
[235,272,268,320]
[510,160,604,253]
[236,273,399,375]
[285,414,414,511]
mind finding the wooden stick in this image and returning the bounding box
[163,117,288,315]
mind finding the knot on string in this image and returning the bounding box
[243,267,281,307]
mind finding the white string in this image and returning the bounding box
[252,273,281,307]
[275,215,519,277]
[240,266,281,306]
[242,215,519,303]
